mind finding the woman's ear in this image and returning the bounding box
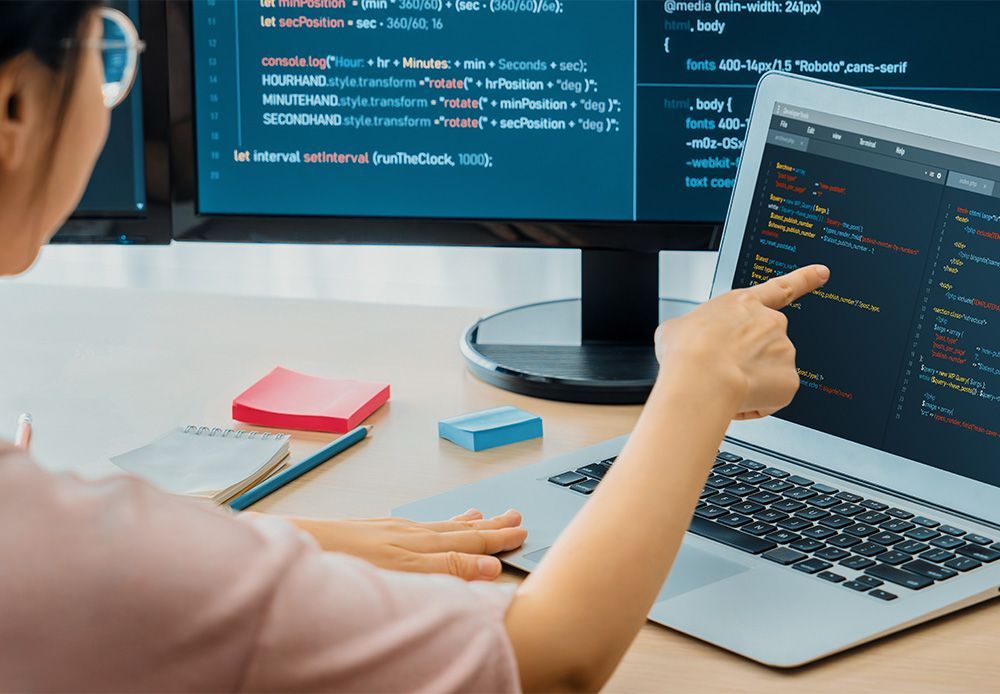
[0,56,38,173]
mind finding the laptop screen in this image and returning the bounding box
[732,103,1000,487]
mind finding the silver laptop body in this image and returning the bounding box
[396,73,1000,667]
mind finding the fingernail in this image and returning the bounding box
[815,265,830,281]
[466,508,479,515]
[478,556,500,578]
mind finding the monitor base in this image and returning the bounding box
[461,298,699,405]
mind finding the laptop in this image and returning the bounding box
[395,73,1000,667]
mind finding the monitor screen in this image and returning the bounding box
[188,0,1000,224]
[731,103,1000,487]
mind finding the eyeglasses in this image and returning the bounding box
[63,7,146,109]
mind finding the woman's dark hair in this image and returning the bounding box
[0,1,100,68]
[0,1,102,199]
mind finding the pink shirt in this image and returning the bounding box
[0,443,520,692]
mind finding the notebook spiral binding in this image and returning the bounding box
[183,426,290,441]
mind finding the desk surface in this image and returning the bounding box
[4,282,999,692]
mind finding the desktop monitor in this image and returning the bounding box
[53,0,171,245]
[167,0,1000,403]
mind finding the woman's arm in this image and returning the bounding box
[504,264,830,691]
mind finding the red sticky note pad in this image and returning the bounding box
[232,366,390,433]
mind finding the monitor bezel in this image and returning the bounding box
[53,0,172,246]
[165,0,718,251]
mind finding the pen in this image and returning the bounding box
[14,413,32,450]
[228,425,372,511]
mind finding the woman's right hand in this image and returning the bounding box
[654,264,830,420]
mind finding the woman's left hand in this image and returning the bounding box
[287,509,527,581]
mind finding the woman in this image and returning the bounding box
[0,3,829,691]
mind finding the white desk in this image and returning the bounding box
[4,280,1000,692]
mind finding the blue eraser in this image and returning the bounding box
[438,406,543,452]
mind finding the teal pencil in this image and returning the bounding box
[228,425,371,511]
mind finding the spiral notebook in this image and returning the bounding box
[111,426,291,505]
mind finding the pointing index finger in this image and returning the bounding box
[750,264,830,310]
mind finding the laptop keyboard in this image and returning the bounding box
[548,449,1000,601]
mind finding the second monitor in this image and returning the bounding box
[169,0,1000,402]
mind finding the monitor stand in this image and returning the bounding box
[461,249,699,404]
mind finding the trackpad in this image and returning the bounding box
[657,543,748,602]
[521,542,748,602]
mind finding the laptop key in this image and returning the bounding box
[812,483,839,495]
[777,517,812,532]
[754,509,789,523]
[716,452,743,462]
[831,503,864,517]
[763,467,789,478]
[741,459,766,471]
[878,551,913,566]
[939,525,966,537]
[710,493,742,507]
[902,560,958,581]
[807,496,840,509]
[688,516,777,555]
[869,590,898,601]
[797,508,830,521]
[866,564,933,590]
[816,547,850,561]
[912,516,940,528]
[760,479,794,493]
[886,508,914,519]
[819,515,853,530]
[827,534,862,549]
[835,491,863,503]
[715,464,747,477]
[905,527,940,542]
[743,522,777,536]
[726,484,757,496]
[920,549,956,563]
[706,475,735,489]
[570,479,600,495]
[784,487,817,501]
[787,475,814,487]
[840,555,876,570]
[857,511,891,525]
[747,491,782,505]
[843,580,875,592]
[694,505,728,520]
[856,576,885,589]
[895,541,930,555]
[860,499,889,511]
[945,556,982,572]
[773,499,806,513]
[845,524,879,538]
[549,471,586,486]
[790,538,824,553]
[853,542,887,557]
[955,545,1000,563]
[965,534,994,546]
[802,526,837,540]
[763,547,807,565]
[737,472,770,485]
[792,557,831,574]
[719,513,752,528]
[930,536,965,550]
[817,571,846,583]
[731,501,764,515]
[576,464,609,480]
[765,530,801,544]
[881,519,916,533]
[700,487,718,499]
[871,532,904,546]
